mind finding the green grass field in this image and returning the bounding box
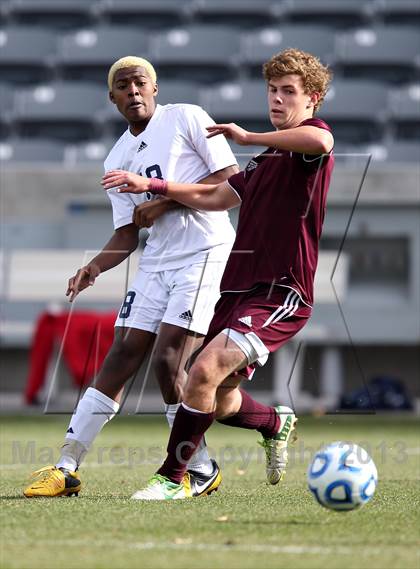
[0,414,419,569]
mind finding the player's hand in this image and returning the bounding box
[101,170,149,194]
[66,263,101,302]
[132,199,168,228]
[206,123,250,145]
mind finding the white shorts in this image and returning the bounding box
[114,260,226,335]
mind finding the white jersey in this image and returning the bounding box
[104,103,237,272]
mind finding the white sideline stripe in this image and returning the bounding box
[6,539,383,556]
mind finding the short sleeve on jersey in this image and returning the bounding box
[226,171,245,201]
[299,117,333,168]
[106,189,146,230]
[300,117,332,132]
[181,106,237,175]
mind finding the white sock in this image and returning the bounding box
[165,403,214,476]
[56,387,119,470]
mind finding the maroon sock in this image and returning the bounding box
[217,388,280,439]
[157,404,215,483]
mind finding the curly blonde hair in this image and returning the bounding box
[263,48,332,112]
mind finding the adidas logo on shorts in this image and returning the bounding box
[246,159,258,172]
[178,310,193,321]
[238,315,252,327]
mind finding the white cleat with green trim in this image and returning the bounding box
[130,474,188,501]
[259,405,298,485]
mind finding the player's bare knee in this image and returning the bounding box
[184,379,212,405]
[188,359,216,389]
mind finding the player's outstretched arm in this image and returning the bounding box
[207,123,333,155]
[66,224,139,302]
[102,170,240,212]
[132,164,239,227]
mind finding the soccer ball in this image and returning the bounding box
[307,441,378,511]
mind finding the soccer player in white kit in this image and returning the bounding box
[23,56,238,498]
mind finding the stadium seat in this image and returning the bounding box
[282,0,374,28]
[331,142,383,166]
[56,26,150,82]
[241,26,335,78]
[13,82,105,140]
[375,0,420,26]
[100,0,191,28]
[151,25,241,83]
[0,83,15,138]
[0,26,57,83]
[65,139,115,166]
[330,140,420,165]
[156,80,200,106]
[388,84,420,141]
[360,141,420,163]
[0,139,66,162]
[320,79,388,143]
[192,0,277,29]
[200,80,272,132]
[384,140,420,163]
[99,97,128,139]
[7,0,96,29]
[0,1,10,25]
[336,26,420,83]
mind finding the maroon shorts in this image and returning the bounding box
[203,285,312,379]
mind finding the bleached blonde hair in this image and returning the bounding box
[107,56,157,90]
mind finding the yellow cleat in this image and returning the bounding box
[183,459,222,497]
[23,466,81,498]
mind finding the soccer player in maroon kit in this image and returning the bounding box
[103,48,335,499]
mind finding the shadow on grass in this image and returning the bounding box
[236,519,333,526]
[0,494,140,501]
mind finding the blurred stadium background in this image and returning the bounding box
[0,0,419,415]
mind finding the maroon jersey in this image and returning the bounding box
[222,117,334,306]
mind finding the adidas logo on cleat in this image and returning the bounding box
[178,310,193,321]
